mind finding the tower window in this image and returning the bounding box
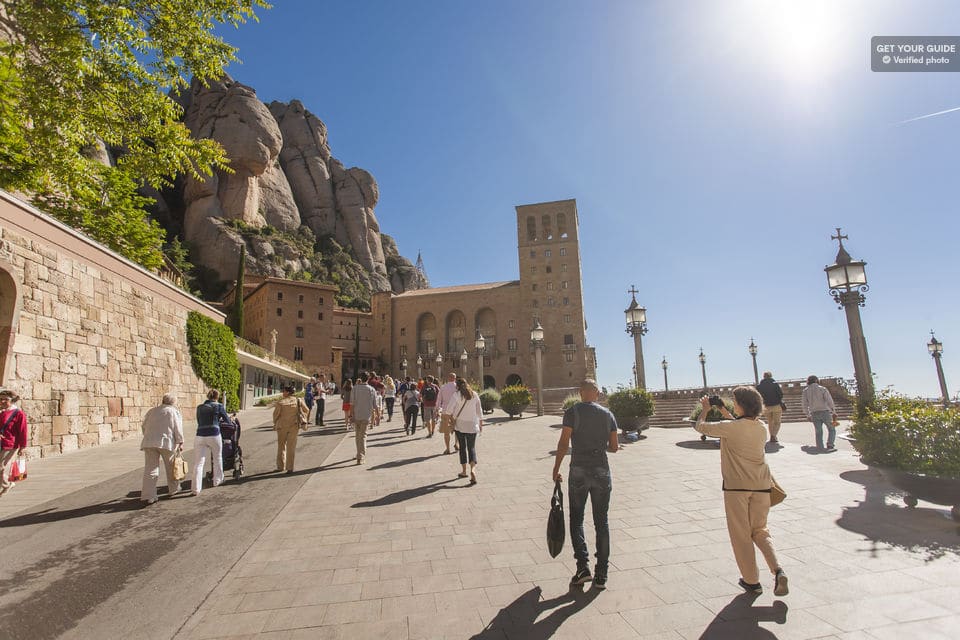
[560,248,567,256]
[293,347,303,361]
[561,264,568,272]
[400,327,406,336]
[544,249,552,258]
[547,282,554,291]
[526,216,536,241]
[298,310,304,319]
[532,284,538,291]
[532,300,539,308]
[319,296,324,305]
[276,308,282,317]
[564,334,575,345]
[565,352,574,363]
[298,294,304,304]
[296,327,304,338]
[530,266,537,274]
[508,320,515,328]
[318,312,324,320]
[530,250,536,258]
[508,338,518,351]
[545,265,552,274]
[277,292,283,301]
[563,297,569,306]
[564,315,571,324]
[561,281,568,289]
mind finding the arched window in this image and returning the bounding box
[445,309,466,353]
[542,214,553,240]
[526,216,537,242]
[0,261,21,385]
[475,307,497,353]
[417,312,437,355]
[557,212,568,238]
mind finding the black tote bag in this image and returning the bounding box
[546,480,565,558]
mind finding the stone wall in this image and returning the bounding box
[0,191,223,459]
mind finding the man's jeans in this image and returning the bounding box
[811,410,835,449]
[568,464,612,572]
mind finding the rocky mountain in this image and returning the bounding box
[153,74,426,301]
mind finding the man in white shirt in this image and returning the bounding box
[350,373,378,464]
[436,372,459,454]
[801,375,838,452]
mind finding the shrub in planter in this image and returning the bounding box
[500,385,532,417]
[688,397,734,423]
[562,393,581,411]
[479,388,501,414]
[608,388,655,431]
[851,394,960,478]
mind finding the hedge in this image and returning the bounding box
[186,311,241,411]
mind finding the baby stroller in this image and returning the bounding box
[220,413,244,481]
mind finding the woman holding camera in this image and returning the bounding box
[695,386,788,597]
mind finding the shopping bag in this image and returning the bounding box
[770,477,786,506]
[9,457,26,482]
[546,480,565,558]
[172,451,188,482]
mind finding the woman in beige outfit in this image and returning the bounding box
[695,386,788,597]
[273,386,308,474]
[139,393,184,505]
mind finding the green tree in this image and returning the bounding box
[227,245,246,336]
[0,0,269,269]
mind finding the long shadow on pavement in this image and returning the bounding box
[368,454,442,470]
[697,593,788,639]
[351,478,459,507]
[836,468,960,562]
[0,497,144,527]
[470,585,598,639]
[676,440,720,450]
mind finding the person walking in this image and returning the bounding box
[801,375,838,452]
[383,375,397,421]
[273,385,308,473]
[756,372,784,443]
[421,375,440,438]
[304,376,316,423]
[450,378,483,484]
[695,386,788,596]
[401,382,421,435]
[437,372,459,454]
[369,373,384,428]
[551,379,618,590]
[314,374,326,426]
[350,373,378,464]
[341,379,353,433]
[0,390,28,498]
[193,390,230,495]
[139,393,184,505]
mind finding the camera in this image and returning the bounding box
[708,395,724,408]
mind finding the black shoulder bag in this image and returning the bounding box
[546,480,565,558]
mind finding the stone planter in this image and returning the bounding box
[871,462,960,522]
[501,402,529,418]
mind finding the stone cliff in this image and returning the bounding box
[156,75,425,301]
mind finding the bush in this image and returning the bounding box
[479,388,500,414]
[562,393,581,411]
[500,385,532,417]
[186,311,241,411]
[689,397,734,422]
[608,388,655,431]
[851,393,960,478]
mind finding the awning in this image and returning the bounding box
[235,348,311,381]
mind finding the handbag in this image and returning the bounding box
[546,480,565,558]
[9,457,26,482]
[770,477,786,506]
[171,451,188,482]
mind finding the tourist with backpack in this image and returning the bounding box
[402,384,421,435]
[420,375,440,437]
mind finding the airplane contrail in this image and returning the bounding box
[898,105,960,124]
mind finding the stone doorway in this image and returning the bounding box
[0,261,21,386]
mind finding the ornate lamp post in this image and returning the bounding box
[530,321,546,416]
[435,352,443,379]
[825,229,874,407]
[928,332,950,406]
[401,357,407,380]
[699,348,707,389]
[475,333,486,388]
[624,285,648,389]
[748,338,759,385]
[661,356,669,391]
[416,355,423,380]
[460,348,468,379]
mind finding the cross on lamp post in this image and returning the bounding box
[748,338,759,385]
[928,331,950,407]
[699,348,707,389]
[530,322,545,416]
[825,228,875,407]
[661,356,669,391]
[475,333,486,389]
[624,285,648,389]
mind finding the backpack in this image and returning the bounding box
[421,384,438,402]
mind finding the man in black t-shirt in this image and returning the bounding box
[552,379,619,589]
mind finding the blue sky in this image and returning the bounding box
[219,0,959,397]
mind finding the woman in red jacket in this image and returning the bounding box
[0,389,29,497]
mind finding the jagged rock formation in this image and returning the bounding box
[159,74,424,298]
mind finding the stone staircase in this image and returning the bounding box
[647,377,856,429]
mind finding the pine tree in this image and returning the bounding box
[228,245,246,337]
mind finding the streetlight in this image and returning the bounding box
[661,356,669,391]
[475,333,486,389]
[748,338,759,385]
[624,285,648,389]
[435,352,443,379]
[825,228,874,406]
[416,354,423,380]
[460,348,468,379]
[699,348,707,389]
[401,357,407,380]
[530,321,545,416]
[928,331,950,406]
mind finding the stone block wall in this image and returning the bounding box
[0,191,223,459]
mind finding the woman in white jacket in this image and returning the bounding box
[450,378,483,485]
[139,393,184,505]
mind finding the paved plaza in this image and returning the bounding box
[5,406,960,639]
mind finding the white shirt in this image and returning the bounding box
[140,405,184,452]
[449,393,483,433]
[438,381,458,415]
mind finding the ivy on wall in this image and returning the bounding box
[186,311,241,411]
